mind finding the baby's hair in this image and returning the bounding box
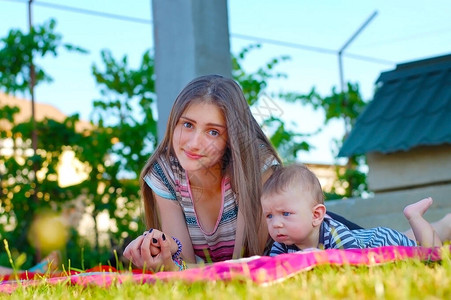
[263,164,324,205]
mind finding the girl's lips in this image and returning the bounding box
[184,150,203,160]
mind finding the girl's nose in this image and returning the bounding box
[187,130,203,150]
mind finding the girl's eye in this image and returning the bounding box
[282,212,291,217]
[208,129,220,137]
[183,122,193,128]
[266,214,273,219]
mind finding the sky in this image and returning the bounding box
[1,0,450,164]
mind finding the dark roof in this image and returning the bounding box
[338,54,451,157]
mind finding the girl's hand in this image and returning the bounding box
[147,229,162,257]
[123,230,178,271]
[123,234,146,267]
[150,241,161,256]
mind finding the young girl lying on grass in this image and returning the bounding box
[261,164,443,256]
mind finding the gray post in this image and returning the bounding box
[152,0,232,140]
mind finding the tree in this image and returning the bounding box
[283,82,369,198]
[0,19,87,268]
[232,44,311,162]
[84,49,158,257]
[91,49,158,176]
[1,46,157,268]
[233,44,369,198]
[0,19,86,94]
[0,107,88,267]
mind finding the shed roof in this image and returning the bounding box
[338,54,451,157]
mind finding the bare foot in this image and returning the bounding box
[442,213,451,226]
[403,211,451,242]
[403,197,433,221]
[438,213,451,242]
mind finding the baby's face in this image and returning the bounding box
[261,185,317,248]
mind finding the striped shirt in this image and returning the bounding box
[143,155,237,262]
[270,216,417,256]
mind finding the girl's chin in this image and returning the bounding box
[179,162,203,172]
[180,159,222,172]
[179,161,213,173]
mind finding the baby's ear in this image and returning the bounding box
[312,204,326,227]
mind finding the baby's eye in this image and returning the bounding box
[208,129,220,137]
[183,122,193,128]
[266,214,273,219]
[282,212,291,216]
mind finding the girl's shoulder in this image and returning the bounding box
[153,154,183,173]
[148,154,186,184]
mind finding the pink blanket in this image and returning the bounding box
[1,245,447,293]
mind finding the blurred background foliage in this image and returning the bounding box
[0,19,368,269]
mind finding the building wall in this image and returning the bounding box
[367,145,451,192]
[326,181,451,232]
[328,144,451,232]
[306,163,345,194]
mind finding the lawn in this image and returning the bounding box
[2,248,450,299]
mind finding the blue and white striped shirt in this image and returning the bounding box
[270,216,416,256]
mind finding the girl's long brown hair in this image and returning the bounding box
[140,74,281,257]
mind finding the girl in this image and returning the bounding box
[124,74,281,271]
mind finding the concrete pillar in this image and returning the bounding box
[152,0,232,140]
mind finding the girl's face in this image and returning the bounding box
[172,101,228,175]
[261,184,319,250]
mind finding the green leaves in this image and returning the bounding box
[0,19,87,94]
[232,44,289,106]
[294,83,369,199]
[233,45,369,199]
[91,49,158,176]
[232,45,310,162]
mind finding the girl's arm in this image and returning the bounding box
[154,192,197,263]
[123,192,196,270]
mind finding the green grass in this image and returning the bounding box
[2,249,451,299]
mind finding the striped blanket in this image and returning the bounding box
[0,245,448,294]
